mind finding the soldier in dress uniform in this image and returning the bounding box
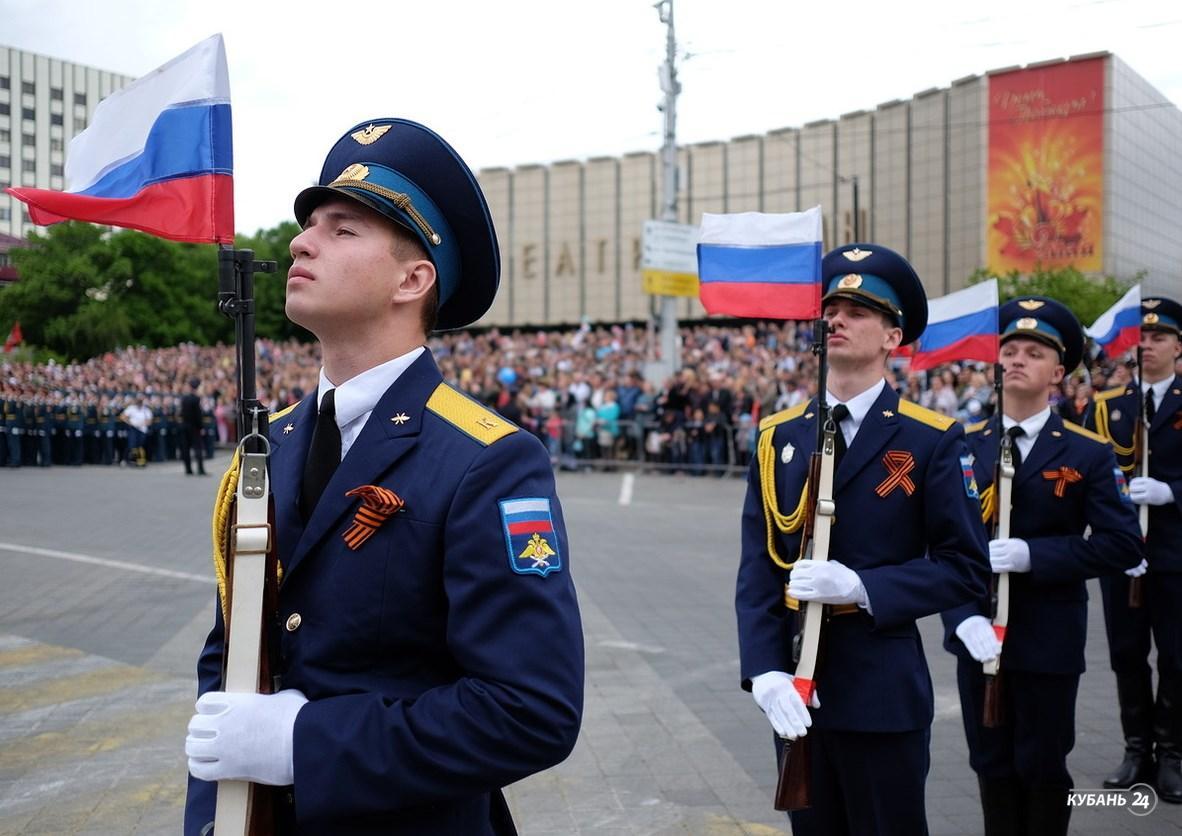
[184,118,584,835]
[1086,295,1182,803]
[942,297,1143,834]
[736,243,990,835]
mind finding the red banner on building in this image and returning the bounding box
[987,58,1105,273]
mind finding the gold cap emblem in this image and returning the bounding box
[1015,317,1039,330]
[351,124,391,146]
[838,274,863,289]
[336,163,369,183]
[1144,313,1160,325]
[1018,299,1045,311]
[842,248,873,262]
[1144,299,1161,309]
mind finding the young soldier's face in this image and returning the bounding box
[823,298,902,369]
[999,337,1064,398]
[1140,330,1181,380]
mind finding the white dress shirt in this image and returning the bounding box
[1001,406,1051,462]
[826,377,887,446]
[316,346,426,460]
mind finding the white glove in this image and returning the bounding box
[186,689,308,786]
[751,671,819,739]
[788,559,868,606]
[1126,558,1149,578]
[1129,477,1175,506]
[955,615,1001,663]
[989,538,1031,573]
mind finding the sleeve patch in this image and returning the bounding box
[500,497,563,577]
[1114,468,1133,504]
[960,455,980,499]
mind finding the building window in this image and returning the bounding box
[22,210,31,224]
[21,107,35,121]
[0,76,9,90]
[50,163,63,176]
[22,159,35,173]
[0,155,9,168]
[22,133,34,147]
[74,92,86,106]
[0,208,10,221]
[0,129,8,143]
[50,113,62,126]
[50,87,63,101]
[21,81,34,95]
[50,138,63,152]
[0,103,9,116]
[75,116,87,130]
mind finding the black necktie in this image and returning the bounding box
[1146,389,1157,423]
[830,404,850,468]
[1005,425,1026,471]
[301,389,341,520]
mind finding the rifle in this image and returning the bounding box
[774,319,837,812]
[214,247,280,835]
[983,362,1012,728]
[1130,347,1148,608]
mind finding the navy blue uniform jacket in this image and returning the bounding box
[1088,378,1182,573]
[185,351,584,835]
[737,387,989,732]
[942,413,1142,673]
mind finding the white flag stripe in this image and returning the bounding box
[928,280,999,322]
[67,34,231,192]
[1086,283,1141,338]
[698,207,823,246]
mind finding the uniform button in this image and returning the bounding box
[285,613,302,632]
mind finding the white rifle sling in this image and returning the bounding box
[984,441,1015,677]
[1140,415,1150,537]
[794,425,838,687]
[215,450,271,834]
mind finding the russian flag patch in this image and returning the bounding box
[499,497,563,577]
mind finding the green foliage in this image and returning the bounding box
[967,265,1137,328]
[0,220,310,360]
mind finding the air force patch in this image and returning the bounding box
[500,497,563,577]
[1114,468,1133,504]
[960,455,980,499]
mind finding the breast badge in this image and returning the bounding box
[500,497,563,577]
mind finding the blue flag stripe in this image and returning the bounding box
[697,242,821,285]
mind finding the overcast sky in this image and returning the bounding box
[3,0,1180,235]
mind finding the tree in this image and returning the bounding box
[968,265,1137,328]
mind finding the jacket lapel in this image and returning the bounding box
[285,351,441,580]
[268,395,316,567]
[834,385,901,493]
[1150,375,1182,434]
[1014,412,1064,488]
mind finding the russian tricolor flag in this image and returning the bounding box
[1086,284,1142,359]
[910,280,999,372]
[696,208,823,320]
[6,35,233,245]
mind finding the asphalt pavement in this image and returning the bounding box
[1,461,1179,834]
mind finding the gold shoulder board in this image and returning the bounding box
[897,399,957,431]
[759,401,810,433]
[1061,419,1109,445]
[965,420,988,434]
[1094,386,1130,403]
[426,384,518,446]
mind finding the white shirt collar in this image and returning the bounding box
[826,378,886,442]
[316,346,426,458]
[1002,406,1051,439]
[1141,374,1174,405]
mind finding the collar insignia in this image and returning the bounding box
[882,409,894,418]
[351,124,391,146]
[391,412,410,425]
[1051,430,1062,437]
[805,412,815,420]
[1018,299,1045,311]
[283,423,294,434]
[1144,299,1162,309]
[838,274,863,289]
[842,248,873,262]
[1015,317,1039,330]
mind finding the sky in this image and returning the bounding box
[3,0,1180,235]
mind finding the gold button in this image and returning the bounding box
[285,613,302,632]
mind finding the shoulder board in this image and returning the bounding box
[269,402,298,423]
[965,420,988,434]
[897,399,957,431]
[426,383,518,446]
[1061,419,1109,445]
[759,401,810,433]
[1094,386,1132,403]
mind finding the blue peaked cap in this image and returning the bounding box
[999,296,1084,371]
[821,243,928,345]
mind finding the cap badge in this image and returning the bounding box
[842,248,873,262]
[351,124,391,146]
[1018,300,1045,311]
[337,163,369,183]
[1016,317,1039,330]
[838,274,863,289]
[1144,299,1161,309]
[1144,313,1161,325]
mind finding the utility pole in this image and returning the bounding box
[655,0,682,373]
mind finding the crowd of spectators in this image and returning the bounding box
[1,321,1148,474]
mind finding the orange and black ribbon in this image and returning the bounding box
[1042,466,1083,498]
[875,451,916,497]
[342,485,404,550]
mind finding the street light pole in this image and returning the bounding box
[656,0,682,373]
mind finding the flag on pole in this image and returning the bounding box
[5,34,233,244]
[909,280,999,372]
[3,321,21,353]
[696,208,823,320]
[1086,284,1141,358]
